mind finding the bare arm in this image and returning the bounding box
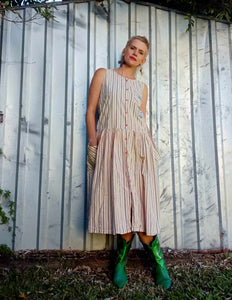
[140,84,157,148]
[85,68,106,146]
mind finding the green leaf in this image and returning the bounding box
[15,11,23,19]
[225,11,230,21]
[3,190,10,199]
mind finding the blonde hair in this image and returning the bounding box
[118,35,150,68]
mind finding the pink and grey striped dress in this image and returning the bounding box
[87,69,161,236]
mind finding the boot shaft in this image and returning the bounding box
[142,235,165,266]
[115,234,134,266]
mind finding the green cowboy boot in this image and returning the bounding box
[113,234,134,288]
[142,235,172,290]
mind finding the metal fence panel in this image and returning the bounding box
[0,1,231,251]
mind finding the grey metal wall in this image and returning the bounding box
[0,0,232,251]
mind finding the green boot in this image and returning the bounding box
[142,235,172,290]
[113,234,134,288]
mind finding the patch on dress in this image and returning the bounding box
[137,94,142,101]
[137,109,143,119]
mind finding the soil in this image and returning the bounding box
[1,248,231,276]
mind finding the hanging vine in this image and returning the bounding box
[1,0,232,25]
[0,149,14,233]
[0,0,56,22]
[145,0,232,30]
[0,188,14,232]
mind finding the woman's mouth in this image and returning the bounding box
[130,56,137,61]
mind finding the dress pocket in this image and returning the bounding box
[87,145,98,171]
[148,135,161,162]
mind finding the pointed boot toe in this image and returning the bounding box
[156,275,172,290]
[113,263,127,288]
[155,262,172,290]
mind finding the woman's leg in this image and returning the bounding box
[121,232,134,242]
[137,232,172,290]
[137,231,153,245]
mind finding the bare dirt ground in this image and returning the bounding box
[1,248,231,280]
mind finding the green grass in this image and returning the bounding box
[0,264,232,300]
[0,260,232,300]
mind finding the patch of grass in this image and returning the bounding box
[0,244,14,257]
[0,261,232,300]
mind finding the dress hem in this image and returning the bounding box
[88,228,160,236]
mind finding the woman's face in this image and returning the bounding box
[122,39,148,67]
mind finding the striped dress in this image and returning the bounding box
[87,69,161,236]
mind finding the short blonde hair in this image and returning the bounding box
[118,35,150,66]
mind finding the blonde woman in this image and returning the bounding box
[86,36,172,290]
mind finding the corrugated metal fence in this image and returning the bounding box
[0,0,232,251]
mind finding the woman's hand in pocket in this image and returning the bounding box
[87,144,98,171]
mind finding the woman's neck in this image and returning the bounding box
[117,65,137,79]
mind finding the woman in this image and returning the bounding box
[85,36,172,290]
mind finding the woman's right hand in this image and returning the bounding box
[87,144,98,171]
[88,138,98,147]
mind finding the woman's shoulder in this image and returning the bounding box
[94,68,107,78]
[93,68,114,82]
[90,68,108,87]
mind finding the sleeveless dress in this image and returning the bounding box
[87,69,161,236]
